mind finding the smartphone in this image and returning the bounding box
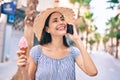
[67,24,74,34]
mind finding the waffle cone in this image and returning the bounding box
[20,47,28,56]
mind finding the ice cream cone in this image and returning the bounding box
[20,48,28,55]
[18,37,28,56]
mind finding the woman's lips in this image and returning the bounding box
[56,26,66,31]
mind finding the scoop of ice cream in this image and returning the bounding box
[18,37,28,49]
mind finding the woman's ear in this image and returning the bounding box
[46,27,49,33]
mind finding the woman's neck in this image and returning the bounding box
[48,36,65,49]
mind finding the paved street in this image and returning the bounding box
[0,50,120,80]
[0,61,18,80]
[76,51,120,80]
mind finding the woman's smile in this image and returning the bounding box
[56,25,66,31]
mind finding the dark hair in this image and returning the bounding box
[39,12,69,47]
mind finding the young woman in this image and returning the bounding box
[16,7,98,80]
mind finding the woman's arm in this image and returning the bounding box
[13,50,37,80]
[74,39,98,76]
[20,56,37,80]
[67,24,98,76]
[28,56,37,80]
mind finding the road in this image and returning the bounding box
[76,51,120,80]
[0,61,17,80]
[0,50,120,80]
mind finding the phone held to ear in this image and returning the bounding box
[67,24,74,34]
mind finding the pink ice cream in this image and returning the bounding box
[18,37,28,55]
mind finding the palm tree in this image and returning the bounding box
[106,15,120,57]
[69,0,92,49]
[116,30,120,58]
[24,0,38,53]
[69,0,91,17]
[76,16,86,40]
[106,0,119,9]
[88,39,95,51]
[103,34,109,52]
[84,11,94,49]
[106,17,117,55]
[94,32,101,51]
[25,0,38,27]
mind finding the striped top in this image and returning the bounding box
[30,45,80,80]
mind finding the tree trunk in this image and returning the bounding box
[103,43,107,52]
[115,38,119,58]
[110,38,113,55]
[96,42,99,51]
[86,25,88,49]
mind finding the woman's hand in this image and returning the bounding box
[16,50,29,72]
[66,24,81,43]
[67,24,98,76]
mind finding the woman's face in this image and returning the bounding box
[46,12,67,36]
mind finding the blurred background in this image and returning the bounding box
[0,0,120,80]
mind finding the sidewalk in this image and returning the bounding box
[76,51,120,80]
[0,61,18,80]
[0,50,120,80]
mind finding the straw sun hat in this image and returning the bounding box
[33,7,75,41]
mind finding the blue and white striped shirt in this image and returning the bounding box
[30,45,80,80]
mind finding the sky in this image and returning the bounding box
[90,0,119,34]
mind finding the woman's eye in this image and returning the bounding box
[61,18,65,21]
[53,19,57,22]
[61,17,65,21]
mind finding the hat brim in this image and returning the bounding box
[33,7,75,41]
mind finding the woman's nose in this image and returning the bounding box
[59,20,63,24]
